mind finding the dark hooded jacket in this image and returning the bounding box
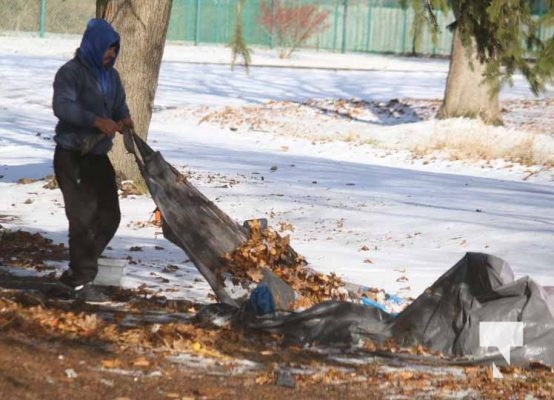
[53,18,130,155]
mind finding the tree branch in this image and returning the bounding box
[425,0,439,31]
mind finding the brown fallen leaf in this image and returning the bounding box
[17,178,37,184]
[132,357,150,367]
[101,359,122,369]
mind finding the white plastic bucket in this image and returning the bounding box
[93,257,127,286]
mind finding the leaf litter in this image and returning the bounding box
[1,228,552,398]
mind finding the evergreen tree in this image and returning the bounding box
[399,0,448,54]
[230,0,252,73]
[407,0,554,123]
[452,0,553,95]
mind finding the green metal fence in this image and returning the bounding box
[0,0,95,37]
[1,0,552,57]
[166,0,456,54]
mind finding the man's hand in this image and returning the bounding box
[118,117,135,133]
[93,117,119,137]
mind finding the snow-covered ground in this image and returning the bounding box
[0,35,553,305]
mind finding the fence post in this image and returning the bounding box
[268,0,275,49]
[537,1,545,41]
[186,0,192,41]
[401,6,408,53]
[243,0,251,46]
[341,0,348,53]
[194,0,201,45]
[332,0,339,51]
[39,0,47,38]
[365,3,372,52]
[215,0,220,43]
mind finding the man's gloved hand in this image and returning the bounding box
[93,117,119,137]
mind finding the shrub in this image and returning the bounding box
[259,0,330,59]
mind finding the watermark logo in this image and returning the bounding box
[479,322,524,378]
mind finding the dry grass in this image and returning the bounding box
[412,119,554,167]
[343,131,361,142]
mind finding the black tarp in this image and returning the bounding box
[129,132,248,306]
[249,253,554,367]
[390,252,554,367]
[129,133,554,367]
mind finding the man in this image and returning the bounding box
[52,18,133,301]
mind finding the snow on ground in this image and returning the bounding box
[0,35,553,305]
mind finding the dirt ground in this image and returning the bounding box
[0,330,375,400]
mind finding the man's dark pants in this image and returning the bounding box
[54,145,120,287]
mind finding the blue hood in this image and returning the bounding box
[79,18,120,93]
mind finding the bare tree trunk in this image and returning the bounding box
[97,0,173,191]
[437,28,502,125]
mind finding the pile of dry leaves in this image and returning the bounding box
[0,228,67,272]
[222,220,346,308]
[0,289,236,360]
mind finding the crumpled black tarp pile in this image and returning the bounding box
[129,132,554,367]
[248,252,554,367]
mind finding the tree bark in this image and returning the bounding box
[437,28,502,125]
[97,0,172,191]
